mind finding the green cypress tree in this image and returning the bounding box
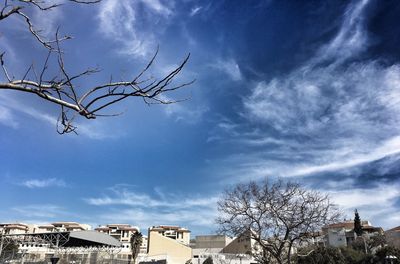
[354,209,363,236]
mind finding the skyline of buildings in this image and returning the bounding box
[1,217,399,264]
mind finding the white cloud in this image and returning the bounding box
[85,185,219,231]
[0,0,64,49]
[0,36,17,65]
[97,0,173,57]
[0,105,19,129]
[31,2,64,40]
[98,0,147,57]
[140,0,172,15]
[12,204,64,218]
[215,0,400,180]
[190,6,203,16]
[244,62,400,137]
[329,184,399,209]
[98,206,217,230]
[152,85,208,124]
[325,183,400,229]
[311,0,370,65]
[286,136,400,177]
[21,178,66,188]
[163,102,209,124]
[0,92,123,139]
[74,120,126,140]
[212,59,243,81]
[0,92,59,125]
[214,134,400,182]
[86,186,218,209]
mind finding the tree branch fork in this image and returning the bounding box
[0,0,193,134]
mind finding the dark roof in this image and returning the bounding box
[3,230,121,248]
[66,231,122,247]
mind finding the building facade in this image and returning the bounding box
[322,220,383,247]
[147,225,192,264]
[95,223,148,261]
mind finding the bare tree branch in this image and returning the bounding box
[0,0,193,134]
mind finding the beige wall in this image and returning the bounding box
[195,235,232,249]
[148,231,192,264]
[222,232,254,255]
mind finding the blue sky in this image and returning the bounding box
[1,0,400,235]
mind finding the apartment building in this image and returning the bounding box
[322,220,383,247]
[51,222,91,232]
[95,224,139,242]
[34,222,91,233]
[95,223,148,261]
[0,222,91,235]
[147,225,192,264]
[36,224,56,233]
[0,223,31,234]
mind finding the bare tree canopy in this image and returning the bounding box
[216,180,341,264]
[0,0,193,134]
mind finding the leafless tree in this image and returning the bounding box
[0,0,193,134]
[216,180,341,264]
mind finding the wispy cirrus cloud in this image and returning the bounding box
[21,178,66,188]
[164,101,209,124]
[324,182,400,229]
[12,204,65,218]
[0,92,56,126]
[86,184,218,208]
[211,0,400,185]
[31,1,64,40]
[211,58,243,81]
[311,0,370,65]
[85,184,219,231]
[190,6,203,17]
[97,0,174,57]
[0,105,19,129]
[0,92,124,139]
[141,0,173,15]
[0,36,17,65]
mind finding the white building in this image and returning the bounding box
[95,223,148,261]
[0,223,32,235]
[322,220,383,247]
